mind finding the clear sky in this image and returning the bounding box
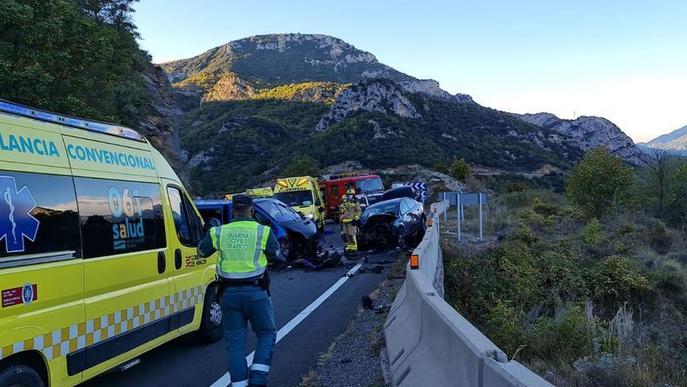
[133,0,687,142]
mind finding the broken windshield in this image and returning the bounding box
[356,177,384,193]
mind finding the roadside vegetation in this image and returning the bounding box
[443,148,687,386]
[0,0,149,127]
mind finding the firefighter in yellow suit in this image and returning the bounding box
[339,188,362,253]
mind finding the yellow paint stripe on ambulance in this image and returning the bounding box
[0,286,204,362]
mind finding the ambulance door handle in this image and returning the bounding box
[157,251,166,274]
[175,249,182,270]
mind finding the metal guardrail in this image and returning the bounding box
[384,200,553,387]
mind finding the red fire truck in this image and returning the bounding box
[319,173,385,220]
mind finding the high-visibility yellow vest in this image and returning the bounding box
[211,221,270,279]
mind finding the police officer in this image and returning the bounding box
[339,188,362,253]
[198,194,284,387]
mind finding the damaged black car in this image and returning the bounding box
[357,198,426,250]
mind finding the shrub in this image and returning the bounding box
[647,219,673,255]
[537,250,587,302]
[507,181,528,193]
[510,224,539,245]
[450,158,471,181]
[581,218,603,247]
[527,305,592,362]
[532,197,560,217]
[588,256,651,312]
[566,148,638,218]
[648,267,687,313]
[484,301,525,357]
[497,240,548,307]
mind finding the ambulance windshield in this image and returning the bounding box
[274,190,314,207]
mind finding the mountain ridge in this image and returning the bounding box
[641,124,687,152]
[518,112,646,165]
[160,33,415,89]
[154,33,642,195]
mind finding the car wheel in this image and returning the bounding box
[196,284,223,343]
[0,364,45,387]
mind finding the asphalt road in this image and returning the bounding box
[83,224,398,387]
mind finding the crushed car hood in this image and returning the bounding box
[360,213,398,228]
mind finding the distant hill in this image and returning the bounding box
[639,125,687,155]
[155,33,644,195]
[518,113,646,165]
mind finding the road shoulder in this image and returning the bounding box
[299,252,407,387]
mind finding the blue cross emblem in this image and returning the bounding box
[0,176,39,253]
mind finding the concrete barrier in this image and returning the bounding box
[384,201,553,387]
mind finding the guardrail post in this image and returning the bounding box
[456,193,461,242]
[478,192,483,241]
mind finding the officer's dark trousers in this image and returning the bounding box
[221,286,276,387]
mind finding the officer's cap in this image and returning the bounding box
[232,194,253,207]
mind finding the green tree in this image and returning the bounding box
[450,158,471,181]
[565,148,637,218]
[0,0,148,126]
[283,155,319,177]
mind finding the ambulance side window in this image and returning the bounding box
[75,178,166,258]
[167,187,203,247]
[0,171,81,260]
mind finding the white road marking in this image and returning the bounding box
[210,263,364,387]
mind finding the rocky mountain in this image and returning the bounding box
[138,63,187,177]
[640,125,687,154]
[518,113,646,165]
[154,33,641,195]
[160,33,412,92]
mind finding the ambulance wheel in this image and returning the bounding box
[0,364,45,387]
[197,284,223,343]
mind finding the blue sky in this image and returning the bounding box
[133,0,687,142]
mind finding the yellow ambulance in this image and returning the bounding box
[273,176,325,231]
[0,100,222,387]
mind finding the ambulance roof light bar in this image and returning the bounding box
[0,99,146,142]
